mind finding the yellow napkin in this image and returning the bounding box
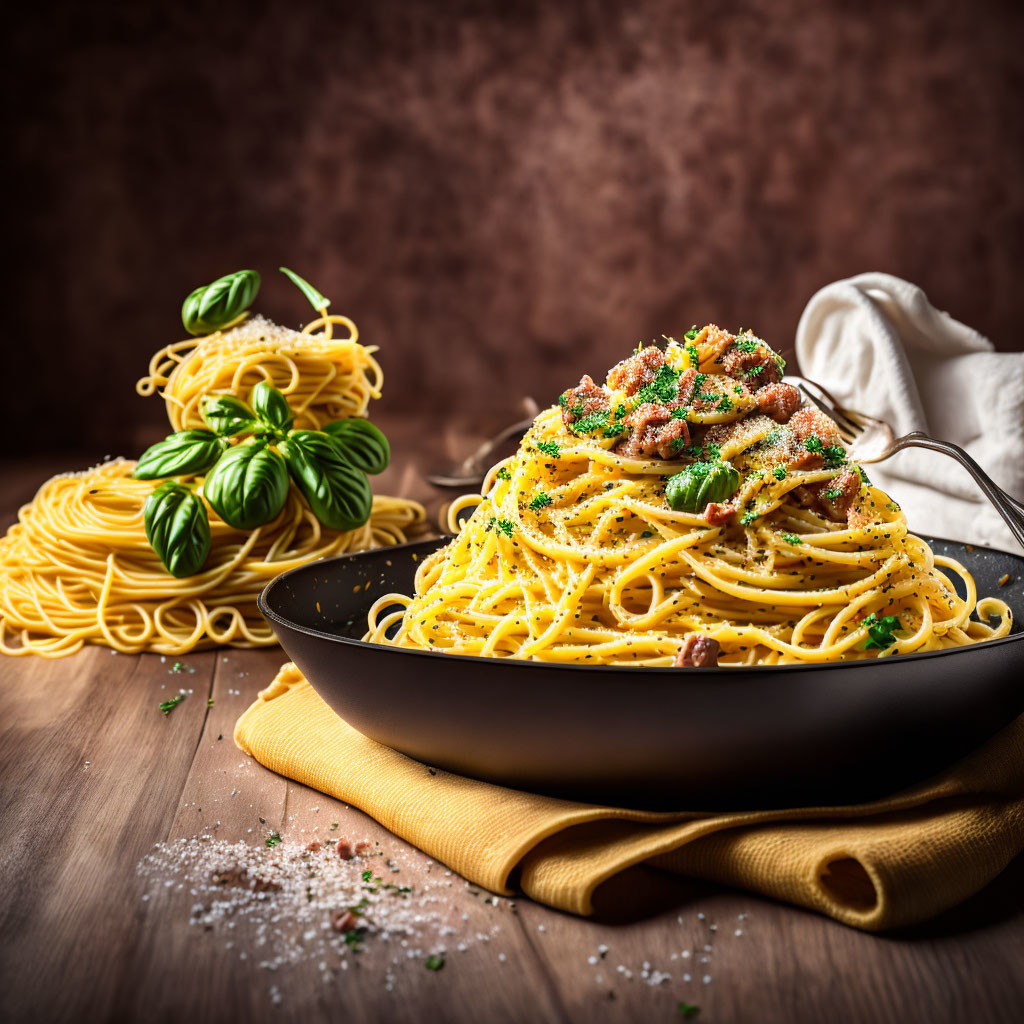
[235,663,1024,931]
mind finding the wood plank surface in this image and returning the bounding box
[2,443,1023,1024]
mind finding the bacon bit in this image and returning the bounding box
[336,839,355,860]
[673,634,721,667]
[756,382,802,422]
[715,335,782,389]
[560,374,608,429]
[617,403,689,459]
[789,408,842,448]
[787,408,842,469]
[354,841,373,856]
[674,367,698,407]
[703,502,736,526]
[817,468,861,523]
[607,346,665,395]
[305,840,322,853]
[330,910,360,933]
[999,573,1011,587]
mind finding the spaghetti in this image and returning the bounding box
[367,328,1011,665]
[1,314,424,657]
[137,313,379,431]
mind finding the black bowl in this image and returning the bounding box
[258,537,1024,810]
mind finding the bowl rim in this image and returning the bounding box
[257,534,1023,675]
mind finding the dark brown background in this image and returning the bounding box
[5,0,1024,460]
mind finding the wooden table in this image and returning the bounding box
[2,436,1023,1024]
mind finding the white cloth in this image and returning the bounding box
[795,273,1024,552]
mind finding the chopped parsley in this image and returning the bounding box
[740,510,760,525]
[557,393,568,408]
[703,442,721,461]
[670,407,689,420]
[496,466,511,481]
[823,487,842,500]
[425,953,446,971]
[684,326,700,341]
[361,869,373,882]
[804,435,824,454]
[772,466,787,480]
[686,343,700,366]
[855,465,871,485]
[569,404,628,439]
[764,428,782,446]
[823,445,847,467]
[169,661,194,674]
[734,337,759,354]
[495,518,516,538]
[159,695,185,716]
[863,613,900,650]
[528,492,553,511]
[717,396,734,412]
[678,1004,701,1019]
[780,532,803,546]
[733,384,744,394]
[265,832,282,847]
[634,364,683,405]
[569,410,608,434]
[536,440,561,458]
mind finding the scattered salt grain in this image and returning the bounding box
[137,836,504,1005]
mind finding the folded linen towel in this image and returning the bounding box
[795,272,1024,551]
[235,664,1024,932]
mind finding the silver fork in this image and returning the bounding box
[787,375,1024,550]
[426,397,540,488]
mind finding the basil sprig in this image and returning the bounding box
[279,266,330,311]
[251,380,294,434]
[323,418,390,475]
[181,270,261,335]
[200,395,258,437]
[135,430,228,480]
[278,431,373,531]
[203,439,291,530]
[143,482,211,578]
[135,379,388,576]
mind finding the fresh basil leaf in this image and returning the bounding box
[279,266,331,311]
[323,418,390,475]
[181,270,261,335]
[134,430,228,480]
[279,430,372,532]
[202,438,290,530]
[665,460,740,513]
[143,481,211,578]
[251,381,294,434]
[201,395,257,437]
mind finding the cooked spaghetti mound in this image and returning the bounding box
[1,313,424,657]
[367,327,1010,665]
